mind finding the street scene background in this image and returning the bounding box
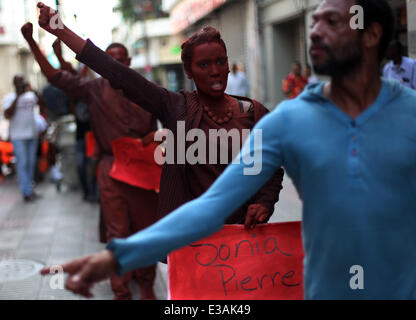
[0,0,415,300]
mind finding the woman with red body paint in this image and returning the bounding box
[37,2,285,297]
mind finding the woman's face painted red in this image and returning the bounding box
[186,42,229,97]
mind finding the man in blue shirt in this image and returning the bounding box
[40,0,416,299]
[383,40,416,89]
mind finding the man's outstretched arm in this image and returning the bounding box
[21,23,58,80]
[53,39,78,75]
[21,22,91,103]
[40,107,286,298]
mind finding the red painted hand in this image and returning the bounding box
[244,204,271,230]
[40,250,119,298]
[37,2,64,35]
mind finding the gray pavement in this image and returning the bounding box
[0,176,168,300]
[0,171,302,300]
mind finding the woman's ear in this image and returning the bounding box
[184,67,193,80]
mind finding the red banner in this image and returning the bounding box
[110,138,162,192]
[168,222,304,300]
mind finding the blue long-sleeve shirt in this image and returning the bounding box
[108,79,416,299]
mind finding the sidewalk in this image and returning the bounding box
[0,176,168,300]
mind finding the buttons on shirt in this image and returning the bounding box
[349,121,360,178]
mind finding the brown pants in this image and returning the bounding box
[98,156,159,299]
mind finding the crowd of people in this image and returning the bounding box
[1,0,416,300]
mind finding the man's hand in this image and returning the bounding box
[37,2,64,35]
[244,204,271,230]
[40,250,119,298]
[21,22,33,41]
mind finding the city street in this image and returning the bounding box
[0,171,302,300]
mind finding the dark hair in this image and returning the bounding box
[105,42,129,56]
[181,26,227,72]
[388,40,403,56]
[356,0,395,61]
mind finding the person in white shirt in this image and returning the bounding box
[3,75,40,202]
[383,40,416,89]
[225,62,250,97]
[305,64,319,84]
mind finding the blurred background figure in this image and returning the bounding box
[383,40,416,89]
[225,62,250,97]
[305,64,319,84]
[282,61,308,99]
[2,75,44,202]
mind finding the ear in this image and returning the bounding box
[362,22,383,51]
[184,66,193,80]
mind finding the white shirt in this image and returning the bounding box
[383,56,416,89]
[2,91,38,140]
[226,71,250,97]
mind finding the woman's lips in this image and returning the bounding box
[211,81,223,90]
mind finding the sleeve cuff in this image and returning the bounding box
[106,239,127,276]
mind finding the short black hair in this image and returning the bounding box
[356,0,395,62]
[105,42,129,56]
[388,40,403,56]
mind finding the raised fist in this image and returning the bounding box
[21,22,33,40]
[37,2,64,35]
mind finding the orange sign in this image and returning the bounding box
[110,138,162,192]
[168,222,304,300]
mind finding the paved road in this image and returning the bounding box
[0,171,302,300]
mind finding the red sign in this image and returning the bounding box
[110,137,162,192]
[85,131,96,158]
[168,222,304,300]
[170,0,228,33]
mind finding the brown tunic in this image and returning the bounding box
[76,39,284,224]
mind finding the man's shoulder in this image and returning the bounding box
[385,79,416,105]
[402,56,416,65]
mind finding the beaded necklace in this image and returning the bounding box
[202,104,234,125]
